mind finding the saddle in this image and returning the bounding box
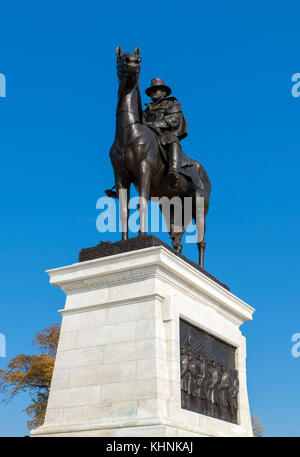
[156,136,204,191]
[105,136,205,200]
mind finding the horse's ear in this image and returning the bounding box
[116,46,122,58]
[134,47,140,56]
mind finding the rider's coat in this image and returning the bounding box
[144,97,188,146]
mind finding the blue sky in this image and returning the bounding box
[0,0,300,436]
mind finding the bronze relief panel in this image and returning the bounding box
[180,319,239,424]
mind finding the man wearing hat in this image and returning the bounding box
[144,78,188,187]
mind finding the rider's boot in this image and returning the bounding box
[167,142,181,188]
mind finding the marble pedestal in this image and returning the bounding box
[31,245,254,437]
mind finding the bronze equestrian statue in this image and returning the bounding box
[105,46,211,267]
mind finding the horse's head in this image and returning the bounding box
[116,46,141,88]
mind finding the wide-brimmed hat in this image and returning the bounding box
[145,78,172,96]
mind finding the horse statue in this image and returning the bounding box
[105,46,211,267]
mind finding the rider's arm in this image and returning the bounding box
[163,100,183,130]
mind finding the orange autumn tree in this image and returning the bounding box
[0,323,60,430]
[251,414,266,437]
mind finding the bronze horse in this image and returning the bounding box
[106,46,211,267]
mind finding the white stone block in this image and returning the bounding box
[135,318,165,340]
[44,408,64,426]
[61,308,107,331]
[70,361,136,387]
[136,358,167,380]
[62,401,138,425]
[137,398,167,418]
[103,338,157,364]
[54,346,104,370]
[76,321,136,348]
[50,370,70,390]
[106,300,158,325]
[56,331,77,351]
[100,378,158,402]
[47,385,101,409]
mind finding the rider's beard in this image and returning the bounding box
[151,90,166,102]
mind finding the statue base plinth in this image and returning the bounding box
[31,240,254,437]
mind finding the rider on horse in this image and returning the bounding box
[144,78,188,188]
[106,70,204,201]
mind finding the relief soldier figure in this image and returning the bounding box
[185,350,194,408]
[196,353,209,415]
[180,346,190,407]
[144,78,188,187]
[228,369,239,423]
[218,364,231,420]
[208,359,221,417]
[187,352,200,409]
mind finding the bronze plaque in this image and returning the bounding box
[180,319,239,424]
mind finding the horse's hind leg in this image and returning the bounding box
[160,198,184,253]
[171,203,185,253]
[197,216,206,268]
[138,165,151,236]
[193,192,206,267]
[198,236,206,268]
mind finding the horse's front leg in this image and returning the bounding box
[117,181,130,240]
[138,163,151,236]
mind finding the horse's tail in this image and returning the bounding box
[178,153,210,196]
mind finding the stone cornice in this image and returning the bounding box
[46,245,254,324]
[57,266,156,294]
